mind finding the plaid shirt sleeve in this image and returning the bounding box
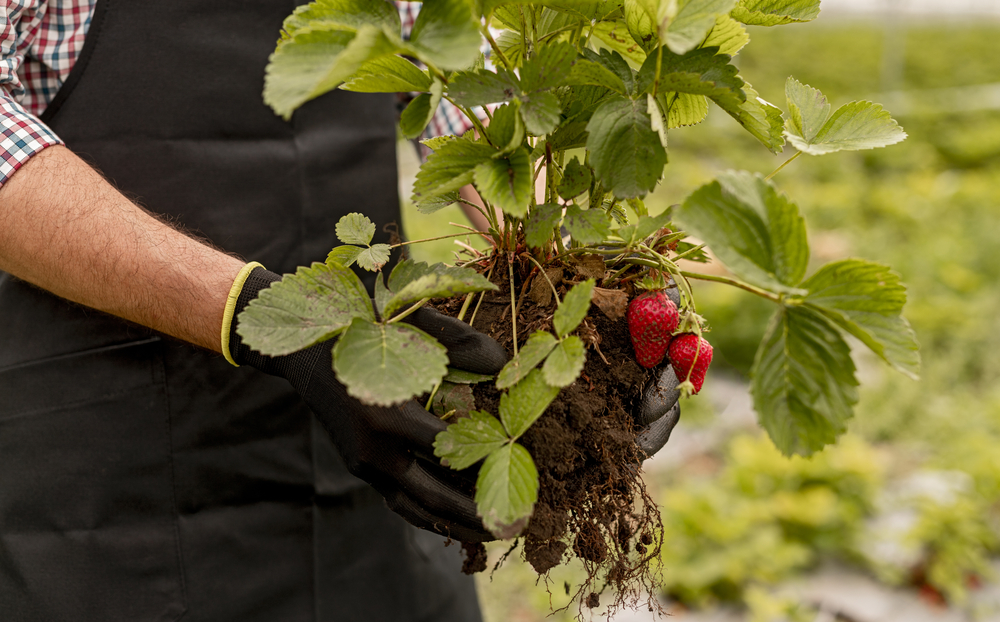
[0,0,63,188]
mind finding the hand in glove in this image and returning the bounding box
[632,285,682,459]
[223,265,507,542]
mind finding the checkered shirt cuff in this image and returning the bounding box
[0,95,62,187]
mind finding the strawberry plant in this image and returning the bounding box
[241,0,921,614]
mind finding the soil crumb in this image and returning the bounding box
[461,541,487,575]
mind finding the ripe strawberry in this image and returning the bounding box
[627,291,679,369]
[668,334,713,394]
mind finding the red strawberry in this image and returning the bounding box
[627,291,679,369]
[668,334,713,394]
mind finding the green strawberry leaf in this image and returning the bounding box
[488,102,526,153]
[387,258,434,292]
[373,271,391,317]
[554,279,596,338]
[415,191,461,214]
[659,92,709,128]
[525,203,563,249]
[333,319,449,406]
[434,410,510,470]
[703,15,750,57]
[558,157,593,200]
[624,0,659,53]
[802,259,920,380]
[384,261,498,318]
[586,94,667,199]
[237,261,374,356]
[430,382,476,420]
[326,245,363,268]
[591,21,647,70]
[731,0,821,26]
[448,68,521,107]
[499,369,560,438]
[520,91,563,135]
[542,335,587,387]
[675,171,809,294]
[636,47,744,113]
[340,55,432,92]
[784,78,907,155]
[336,212,377,245]
[614,211,672,246]
[719,82,785,154]
[265,24,401,120]
[564,205,612,245]
[785,77,830,144]
[519,41,577,92]
[476,442,538,539]
[497,331,559,390]
[444,368,496,384]
[398,79,443,140]
[355,244,392,272]
[751,305,859,457]
[412,138,497,203]
[566,58,630,95]
[582,48,636,96]
[664,0,738,55]
[280,0,401,37]
[407,0,483,71]
[473,147,533,217]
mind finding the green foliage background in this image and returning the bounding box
[401,17,1000,621]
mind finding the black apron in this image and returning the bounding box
[0,1,480,620]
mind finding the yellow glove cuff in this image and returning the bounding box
[221,261,266,367]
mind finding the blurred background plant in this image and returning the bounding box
[399,0,1000,619]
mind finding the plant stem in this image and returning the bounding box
[468,260,496,327]
[552,246,627,261]
[653,45,663,96]
[425,381,442,412]
[455,197,492,225]
[426,64,448,85]
[765,151,802,181]
[482,24,514,72]
[680,271,782,302]
[508,258,518,356]
[539,24,579,44]
[444,96,492,146]
[525,255,560,306]
[390,231,485,248]
[386,298,430,324]
[671,242,707,261]
[457,289,476,323]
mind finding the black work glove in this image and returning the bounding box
[633,285,682,459]
[228,267,507,542]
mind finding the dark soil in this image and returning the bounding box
[461,541,488,574]
[433,253,666,616]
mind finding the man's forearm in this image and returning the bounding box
[0,145,244,353]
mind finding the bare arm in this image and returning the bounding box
[0,145,245,352]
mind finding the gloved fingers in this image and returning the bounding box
[636,364,681,427]
[636,401,681,459]
[382,485,495,543]
[372,400,450,452]
[390,459,495,542]
[403,307,508,374]
[665,284,681,307]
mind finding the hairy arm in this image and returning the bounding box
[0,145,245,352]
